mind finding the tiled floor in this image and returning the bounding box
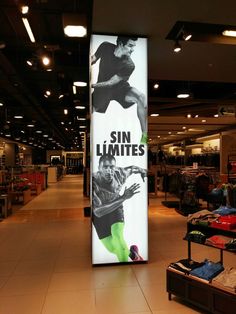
[0,175,234,313]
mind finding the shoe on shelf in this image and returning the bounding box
[129,245,143,261]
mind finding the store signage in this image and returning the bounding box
[90,34,148,265]
[218,105,235,116]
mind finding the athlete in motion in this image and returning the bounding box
[91,36,147,144]
[92,154,147,262]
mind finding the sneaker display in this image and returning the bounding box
[129,245,143,261]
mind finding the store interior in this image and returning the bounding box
[0,1,236,313]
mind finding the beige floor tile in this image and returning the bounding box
[132,263,166,285]
[0,274,51,295]
[48,271,94,292]
[93,265,138,288]
[42,290,96,314]
[0,175,231,314]
[141,284,205,312]
[95,286,150,314]
[0,261,17,276]
[0,294,45,314]
[0,276,9,289]
[55,256,91,272]
[13,259,55,275]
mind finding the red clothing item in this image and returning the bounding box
[205,235,233,249]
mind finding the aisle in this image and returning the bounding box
[0,175,224,313]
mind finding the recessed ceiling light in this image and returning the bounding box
[75,105,85,109]
[188,128,205,132]
[187,114,191,118]
[14,115,23,119]
[150,113,159,116]
[45,90,51,96]
[64,109,68,115]
[195,115,199,118]
[222,30,236,37]
[36,130,42,133]
[177,93,190,98]
[27,124,35,127]
[153,83,159,89]
[73,81,87,87]
[0,102,3,106]
[64,25,87,37]
[214,114,219,117]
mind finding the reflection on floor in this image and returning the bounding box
[0,175,234,313]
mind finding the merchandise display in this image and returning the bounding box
[167,212,236,313]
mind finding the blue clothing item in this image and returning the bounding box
[213,206,236,216]
[189,259,224,281]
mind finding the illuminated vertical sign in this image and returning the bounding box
[90,34,148,264]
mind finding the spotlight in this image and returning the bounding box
[42,56,51,66]
[173,40,181,53]
[21,5,29,15]
[182,31,192,41]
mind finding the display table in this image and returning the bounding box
[9,189,32,205]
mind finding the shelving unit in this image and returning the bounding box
[227,154,236,183]
[166,222,236,314]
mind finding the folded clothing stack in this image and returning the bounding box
[205,235,234,249]
[189,259,224,281]
[210,215,236,230]
[212,267,236,294]
[168,258,205,274]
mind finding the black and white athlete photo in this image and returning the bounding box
[90,34,148,264]
[91,36,147,144]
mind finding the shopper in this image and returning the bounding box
[91,36,147,144]
[92,154,147,262]
[158,148,166,173]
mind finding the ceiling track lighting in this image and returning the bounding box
[22,17,35,43]
[173,40,181,53]
[182,30,192,41]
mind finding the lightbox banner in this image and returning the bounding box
[90,34,148,264]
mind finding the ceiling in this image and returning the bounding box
[1,0,236,152]
[92,0,236,145]
[0,0,93,151]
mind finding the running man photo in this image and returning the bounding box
[91,36,147,144]
[92,154,147,262]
